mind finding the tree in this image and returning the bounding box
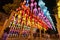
[3,3,11,15]
[3,0,21,15]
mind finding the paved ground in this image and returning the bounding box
[6,36,60,40]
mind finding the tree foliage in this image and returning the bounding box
[3,0,21,15]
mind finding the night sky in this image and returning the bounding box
[0,0,56,14]
[43,0,57,14]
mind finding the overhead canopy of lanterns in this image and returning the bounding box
[11,5,48,31]
[8,0,56,31]
[3,0,57,39]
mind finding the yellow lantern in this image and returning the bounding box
[57,7,60,10]
[57,1,60,6]
[18,13,22,19]
[27,17,31,26]
[15,14,17,17]
[31,18,35,27]
[32,18,34,24]
[37,22,40,29]
[57,1,60,18]
[14,17,15,21]
[19,10,22,14]
[44,28,46,31]
[58,11,60,18]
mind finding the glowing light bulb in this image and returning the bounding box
[19,11,22,14]
[38,1,45,7]
[46,11,50,16]
[57,1,60,6]
[58,7,60,10]
[32,22,34,24]
[28,20,30,24]
[31,0,34,2]
[43,7,47,13]
[18,15,21,19]
[58,11,60,18]
[23,17,26,21]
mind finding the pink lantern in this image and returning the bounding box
[38,7,42,19]
[38,7,41,13]
[34,2,37,8]
[31,0,34,3]
[37,7,52,29]
[30,3,34,12]
[43,15,52,29]
[33,7,38,16]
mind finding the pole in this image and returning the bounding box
[40,28,42,40]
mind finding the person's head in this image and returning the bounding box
[36,28,40,32]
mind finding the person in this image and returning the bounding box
[2,32,8,40]
[28,33,31,40]
[36,28,40,37]
[33,32,36,39]
[33,28,40,39]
